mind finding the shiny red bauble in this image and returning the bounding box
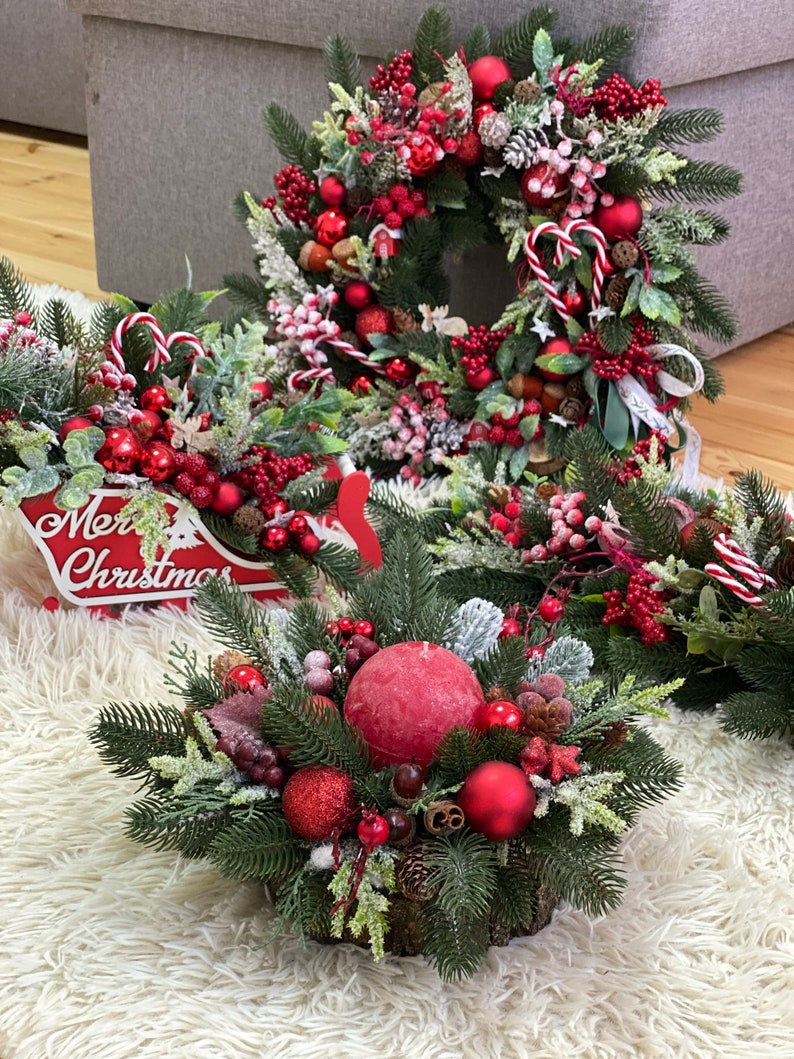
[282,765,357,842]
[465,365,498,391]
[406,134,441,177]
[457,761,536,841]
[472,102,495,128]
[384,357,417,384]
[139,440,178,483]
[315,208,349,248]
[455,128,484,167]
[96,426,143,474]
[520,163,569,207]
[357,813,390,851]
[251,379,273,403]
[468,56,512,101]
[58,416,95,444]
[299,531,322,556]
[288,514,308,537]
[343,641,486,768]
[140,385,173,414]
[350,374,373,395]
[319,174,347,206]
[261,526,290,553]
[224,664,267,692]
[343,280,374,311]
[562,290,586,316]
[536,336,574,381]
[354,305,394,347]
[592,195,644,242]
[477,699,525,733]
[210,480,245,517]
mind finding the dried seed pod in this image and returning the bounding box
[423,799,465,836]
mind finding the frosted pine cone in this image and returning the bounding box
[503,128,545,169]
[478,111,512,148]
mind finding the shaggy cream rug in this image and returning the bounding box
[1,509,793,1059]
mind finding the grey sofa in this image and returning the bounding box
[66,0,794,355]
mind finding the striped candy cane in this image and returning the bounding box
[712,533,779,591]
[111,313,206,375]
[327,337,386,375]
[287,366,337,392]
[524,219,608,321]
[704,563,766,608]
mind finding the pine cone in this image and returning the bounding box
[346,186,372,211]
[478,112,512,149]
[605,273,631,309]
[378,92,418,128]
[482,145,505,168]
[534,482,559,502]
[558,396,585,422]
[212,649,252,681]
[565,376,588,401]
[423,800,465,836]
[233,505,267,536]
[503,128,542,169]
[392,307,421,333]
[524,699,569,743]
[485,685,510,702]
[773,551,794,587]
[514,79,542,104]
[611,240,639,269]
[395,843,440,901]
[585,719,629,750]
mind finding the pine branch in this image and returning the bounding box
[721,690,791,740]
[88,701,193,782]
[209,806,306,880]
[323,35,361,94]
[586,727,682,820]
[268,549,318,600]
[461,24,491,63]
[310,540,368,593]
[671,266,738,344]
[200,510,258,555]
[616,478,682,561]
[221,271,273,320]
[412,6,452,86]
[573,25,633,76]
[731,470,790,557]
[0,257,36,320]
[124,788,232,856]
[471,635,530,697]
[493,6,558,77]
[490,847,538,928]
[163,644,227,711]
[525,821,625,916]
[431,726,486,786]
[37,298,88,348]
[652,160,743,204]
[274,867,336,942]
[263,103,312,168]
[654,107,724,146]
[89,299,126,346]
[192,575,271,667]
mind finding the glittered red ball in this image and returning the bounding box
[343,641,485,768]
[520,163,569,207]
[592,195,644,243]
[384,357,417,384]
[406,135,441,178]
[282,765,357,841]
[455,129,484,167]
[58,416,95,444]
[139,440,177,483]
[354,305,394,347]
[457,761,536,841]
[465,365,498,391]
[477,700,525,733]
[468,56,513,101]
[315,208,349,248]
[96,426,143,474]
[140,385,173,413]
[319,175,347,207]
[224,664,267,692]
[343,280,374,311]
[210,480,245,517]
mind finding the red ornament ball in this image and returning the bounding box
[562,289,585,316]
[96,426,143,474]
[343,641,486,768]
[224,664,267,692]
[350,374,373,395]
[457,761,536,841]
[282,765,357,841]
[536,336,574,381]
[384,357,417,384]
[319,174,347,206]
[210,480,245,517]
[261,525,290,553]
[455,129,484,167]
[592,195,644,243]
[343,280,374,311]
[406,134,441,178]
[140,385,172,414]
[299,531,322,556]
[520,163,569,207]
[472,103,495,128]
[354,305,394,348]
[315,209,349,248]
[477,699,525,733]
[465,365,498,391]
[251,379,273,403]
[139,440,177,483]
[538,596,565,623]
[468,56,513,101]
[58,416,95,444]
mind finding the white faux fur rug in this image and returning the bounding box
[1,509,793,1059]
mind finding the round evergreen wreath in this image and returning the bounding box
[90,532,683,980]
[228,5,741,484]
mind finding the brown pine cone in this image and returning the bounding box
[233,506,267,536]
[487,484,512,507]
[212,649,252,681]
[395,843,440,901]
[392,307,421,333]
[524,700,569,743]
[565,376,587,400]
[485,685,510,702]
[514,78,542,104]
[534,482,559,501]
[611,240,639,269]
[585,719,629,750]
[558,396,584,422]
[605,273,631,309]
[773,550,794,587]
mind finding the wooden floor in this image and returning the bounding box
[1,122,792,491]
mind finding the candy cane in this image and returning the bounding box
[704,563,766,608]
[327,338,386,375]
[558,219,608,309]
[110,313,206,375]
[713,534,779,591]
[524,219,608,321]
[287,366,336,392]
[524,222,576,319]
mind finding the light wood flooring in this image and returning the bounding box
[1,122,792,491]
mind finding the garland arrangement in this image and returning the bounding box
[227,4,741,483]
[410,427,794,741]
[89,531,682,980]
[0,259,362,594]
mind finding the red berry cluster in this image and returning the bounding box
[615,430,669,484]
[369,49,413,93]
[371,184,429,230]
[451,324,514,374]
[487,400,543,447]
[232,446,314,508]
[323,618,378,676]
[589,74,667,122]
[523,490,604,562]
[215,729,287,789]
[260,506,321,557]
[488,490,524,548]
[263,164,317,225]
[575,321,658,381]
[172,452,221,508]
[602,570,672,645]
[0,408,18,423]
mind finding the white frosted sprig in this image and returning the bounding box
[554,770,627,836]
[148,714,238,796]
[526,635,593,685]
[446,598,505,663]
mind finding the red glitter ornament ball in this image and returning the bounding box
[139,440,177,483]
[343,641,485,768]
[520,163,569,207]
[210,480,245,517]
[468,56,512,101]
[354,305,394,348]
[140,385,172,413]
[457,761,536,841]
[343,280,374,311]
[455,129,484,167]
[282,765,357,841]
[592,195,644,243]
[58,416,95,444]
[384,357,417,384]
[96,426,143,474]
[477,699,525,733]
[315,209,349,248]
[319,174,347,206]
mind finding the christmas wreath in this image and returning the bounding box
[227,4,740,483]
[0,259,362,597]
[412,428,794,742]
[90,531,682,979]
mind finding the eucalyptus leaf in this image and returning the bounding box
[698,584,719,620]
[509,443,530,480]
[518,414,540,441]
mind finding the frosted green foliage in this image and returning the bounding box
[442,451,503,518]
[228,785,280,805]
[441,54,474,135]
[554,770,627,836]
[644,555,701,593]
[526,635,593,685]
[149,713,238,796]
[577,109,665,166]
[329,847,396,960]
[493,293,542,333]
[213,387,259,474]
[245,194,310,300]
[267,614,303,683]
[428,526,526,574]
[643,149,688,185]
[505,97,551,133]
[119,488,171,568]
[613,674,684,716]
[532,29,563,88]
[446,598,504,663]
[0,463,59,508]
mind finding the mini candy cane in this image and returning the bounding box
[556,219,608,309]
[287,366,336,392]
[327,337,386,375]
[713,533,779,591]
[524,219,608,321]
[704,563,766,608]
[110,313,206,375]
[524,221,576,319]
